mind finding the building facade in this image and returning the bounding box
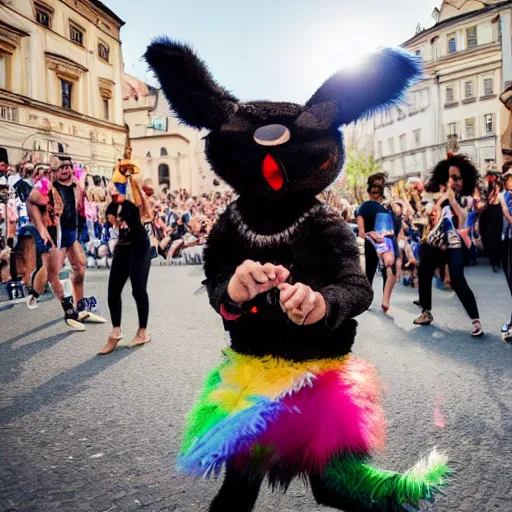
[123,74,220,195]
[0,0,127,174]
[374,0,512,181]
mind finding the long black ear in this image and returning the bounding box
[296,48,422,130]
[144,37,239,130]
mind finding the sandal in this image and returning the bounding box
[471,320,484,338]
[413,311,433,326]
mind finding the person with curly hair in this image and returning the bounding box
[414,154,483,337]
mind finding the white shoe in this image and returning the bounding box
[26,294,38,310]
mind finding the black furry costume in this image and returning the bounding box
[145,38,449,512]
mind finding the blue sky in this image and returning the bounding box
[107,0,440,103]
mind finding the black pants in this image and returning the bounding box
[501,239,512,325]
[364,239,387,290]
[108,238,151,329]
[208,465,374,512]
[418,243,479,320]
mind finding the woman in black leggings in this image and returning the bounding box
[414,154,483,337]
[99,188,151,355]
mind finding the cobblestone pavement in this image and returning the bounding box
[1,264,512,511]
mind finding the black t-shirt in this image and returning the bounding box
[106,199,147,245]
[53,182,77,229]
[357,200,389,233]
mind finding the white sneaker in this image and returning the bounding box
[26,294,38,310]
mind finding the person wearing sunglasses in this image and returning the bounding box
[414,154,483,337]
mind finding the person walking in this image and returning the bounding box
[498,168,512,341]
[413,154,483,337]
[99,187,152,355]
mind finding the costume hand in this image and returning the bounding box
[227,260,290,304]
[279,282,327,326]
[446,186,455,201]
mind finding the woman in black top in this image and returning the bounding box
[414,155,482,337]
[357,183,398,312]
[99,188,152,355]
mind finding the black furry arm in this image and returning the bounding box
[313,217,373,330]
[202,213,239,314]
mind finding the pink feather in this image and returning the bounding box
[256,362,385,472]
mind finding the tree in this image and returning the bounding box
[329,150,382,203]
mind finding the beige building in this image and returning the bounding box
[0,0,126,174]
[374,0,512,180]
[123,74,220,195]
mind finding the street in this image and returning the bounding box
[1,264,512,511]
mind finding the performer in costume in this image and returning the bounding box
[146,39,449,511]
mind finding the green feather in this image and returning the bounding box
[325,449,450,510]
[181,366,228,453]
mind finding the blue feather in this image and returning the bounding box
[307,47,423,127]
[177,396,297,478]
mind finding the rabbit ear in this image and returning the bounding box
[144,37,239,130]
[296,48,422,130]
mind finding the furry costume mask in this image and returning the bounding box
[144,39,422,202]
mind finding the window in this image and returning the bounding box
[465,118,475,138]
[388,138,394,155]
[397,106,406,120]
[377,141,382,158]
[446,87,454,103]
[448,33,457,54]
[431,37,439,60]
[485,114,494,134]
[399,134,406,152]
[102,97,109,120]
[448,122,457,136]
[0,52,9,89]
[98,42,110,62]
[465,81,473,98]
[484,78,493,96]
[158,164,170,186]
[35,4,52,28]
[466,26,477,48]
[160,147,168,157]
[70,23,84,46]
[413,129,421,148]
[61,79,73,109]
[0,105,18,122]
[415,49,421,58]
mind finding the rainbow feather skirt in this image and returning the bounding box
[178,349,385,478]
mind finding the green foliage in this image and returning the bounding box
[338,150,381,202]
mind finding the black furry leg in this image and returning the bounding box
[209,465,264,512]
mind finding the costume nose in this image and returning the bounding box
[253,124,291,147]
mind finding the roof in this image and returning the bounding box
[89,0,125,27]
[402,0,512,47]
[122,73,151,100]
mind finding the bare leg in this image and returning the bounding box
[67,241,86,303]
[47,248,67,301]
[381,251,397,312]
[32,253,49,295]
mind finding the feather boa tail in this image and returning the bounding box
[325,449,450,509]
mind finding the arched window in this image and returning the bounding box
[160,147,168,156]
[158,164,170,187]
[98,42,110,62]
